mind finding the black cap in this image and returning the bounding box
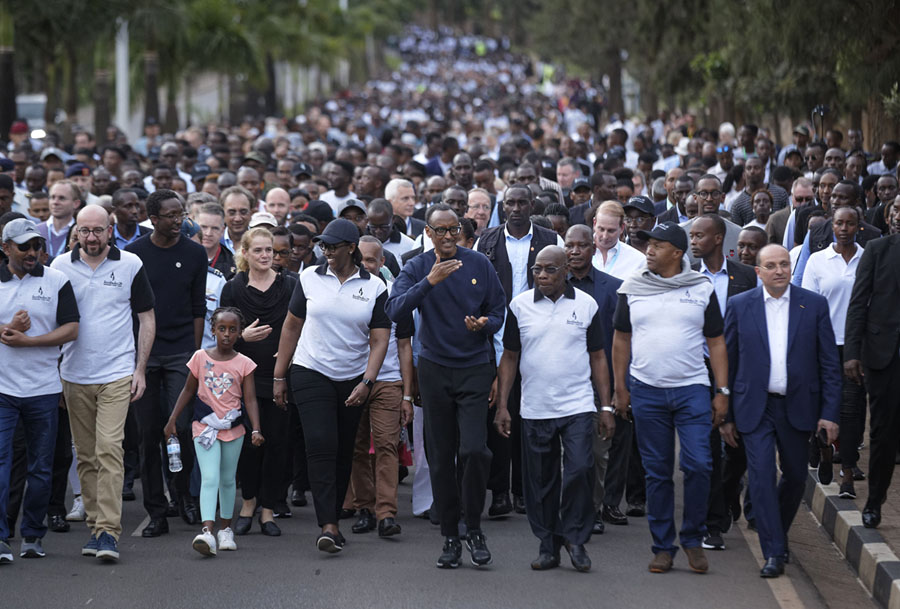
[191,163,211,181]
[306,200,335,223]
[637,221,688,252]
[314,218,359,245]
[291,162,313,178]
[623,195,655,216]
[572,177,591,191]
[339,199,366,216]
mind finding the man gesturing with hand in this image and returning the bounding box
[386,203,506,569]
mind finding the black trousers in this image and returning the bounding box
[48,408,73,517]
[290,366,363,527]
[418,358,493,538]
[602,415,633,509]
[837,346,866,472]
[285,401,310,497]
[722,439,752,524]
[122,405,140,492]
[134,352,195,520]
[238,397,290,509]
[6,421,26,534]
[625,429,646,506]
[865,353,900,507]
[522,413,594,554]
[487,370,522,497]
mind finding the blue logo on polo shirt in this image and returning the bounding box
[32,286,51,302]
[566,310,583,327]
[679,288,703,305]
[103,271,123,288]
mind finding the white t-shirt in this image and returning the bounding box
[319,190,358,216]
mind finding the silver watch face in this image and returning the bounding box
[717,387,730,396]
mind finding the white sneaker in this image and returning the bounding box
[217,527,237,551]
[66,495,86,521]
[192,528,217,557]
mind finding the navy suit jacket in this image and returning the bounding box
[724,285,841,434]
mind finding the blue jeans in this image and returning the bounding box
[0,392,60,540]
[630,379,712,555]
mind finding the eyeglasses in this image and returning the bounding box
[15,240,42,253]
[760,261,791,271]
[157,212,185,221]
[792,196,815,204]
[716,146,732,154]
[428,224,462,237]
[76,227,108,237]
[694,190,722,200]
[320,242,349,253]
[273,249,291,257]
[531,265,561,275]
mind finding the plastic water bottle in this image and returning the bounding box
[167,435,183,472]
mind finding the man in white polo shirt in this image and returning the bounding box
[51,205,156,563]
[495,246,614,573]
[0,219,80,563]
[591,201,646,280]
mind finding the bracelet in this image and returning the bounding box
[273,377,286,382]
[251,430,261,435]
[599,406,615,413]
[402,395,413,402]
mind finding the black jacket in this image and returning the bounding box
[476,223,560,306]
[690,258,757,302]
[807,217,882,254]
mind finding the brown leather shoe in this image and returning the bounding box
[684,546,708,573]
[649,551,673,573]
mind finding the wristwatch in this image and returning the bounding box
[362,378,374,388]
[402,395,413,402]
[715,387,731,396]
[599,406,615,413]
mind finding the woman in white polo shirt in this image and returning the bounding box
[801,206,866,498]
[272,219,390,554]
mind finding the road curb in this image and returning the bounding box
[804,473,900,608]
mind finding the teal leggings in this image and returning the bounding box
[193,436,243,522]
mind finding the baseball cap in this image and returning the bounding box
[181,218,201,239]
[314,218,359,245]
[339,200,366,216]
[306,200,334,224]
[623,196,655,216]
[244,151,267,166]
[9,121,28,135]
[0,158,14,172]
[793,125,810,137]
[291,162,313,178]
[248,211,278,229]
[637,221,688,252]
[40,147,66,161]
[191,163,211,181]
[65,163,91,178]
[2,218,43,244]
[572,177,591,192]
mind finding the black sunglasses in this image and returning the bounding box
[15,240,42,253]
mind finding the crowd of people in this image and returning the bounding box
[1,26,900,581]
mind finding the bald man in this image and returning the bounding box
[51,205,156,562]
[264,187,290,226]
[722,244,840,578]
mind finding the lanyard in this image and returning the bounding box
[209,245,221,269]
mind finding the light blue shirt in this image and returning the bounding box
[699,258,729,317]
[113,224,143,250]
[791,230,835,287]
[505,225,534,299]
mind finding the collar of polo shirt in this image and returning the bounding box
[533,281,576,302]
[0,260,44,281]
[314,261,372,281]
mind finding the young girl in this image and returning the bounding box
[164,307,265,557]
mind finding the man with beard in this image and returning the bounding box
[680,175,742,264]
[622,196,656,254]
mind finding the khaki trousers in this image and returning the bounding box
[62,376,131,540]
[345,380,404,520]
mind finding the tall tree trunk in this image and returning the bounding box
[0,7,14,143]
[184,73,192,127]
[164,73,179,133]
[264,52,277,117]
[93,69,110,143]
[607,46,624,117]
[144,50,160,125]
[62,50,78,147]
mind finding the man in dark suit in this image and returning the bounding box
[476,184,563,516]
[845,232,900,528]
[689,214,757,550]
[722,244,841,577]
[564,224,623,535]
[656,175,693,225]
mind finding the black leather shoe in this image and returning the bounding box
[530,552,560,570]
[863,506,881,529]
[233,516,253,536]
[259,517,281,537]
[625,502,646,517]
[760,556,785,578]
[165,500,178,518]
[488,493,512,518]
[513,494,526,514]
[602,505,628,525]
[339,508,356,520]
[291,490,308,507]
[565,543,591,572]
[351,509,376,534]
[48,514,70,533]
[378,517,402,537]
[141,518,169,537]
[398,465,409,484]
[122,487,136,502]
[273,501,292,519]
[591,513,605,535]
[180,497,200,525]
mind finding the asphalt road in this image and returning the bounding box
[1,470,855,609]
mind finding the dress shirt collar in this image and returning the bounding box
[534,282,576,302]
[504,223,533,241]
[825,243,863,261]
[699,257,727,276]
[763,284,790,303]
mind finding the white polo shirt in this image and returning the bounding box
[592,240,646,280]
[504,285,604,419]
[0,262,79,397]
[52,245,155,385]
[289,263,390,381]
[801,243,863,345]
[614,280,723,388]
